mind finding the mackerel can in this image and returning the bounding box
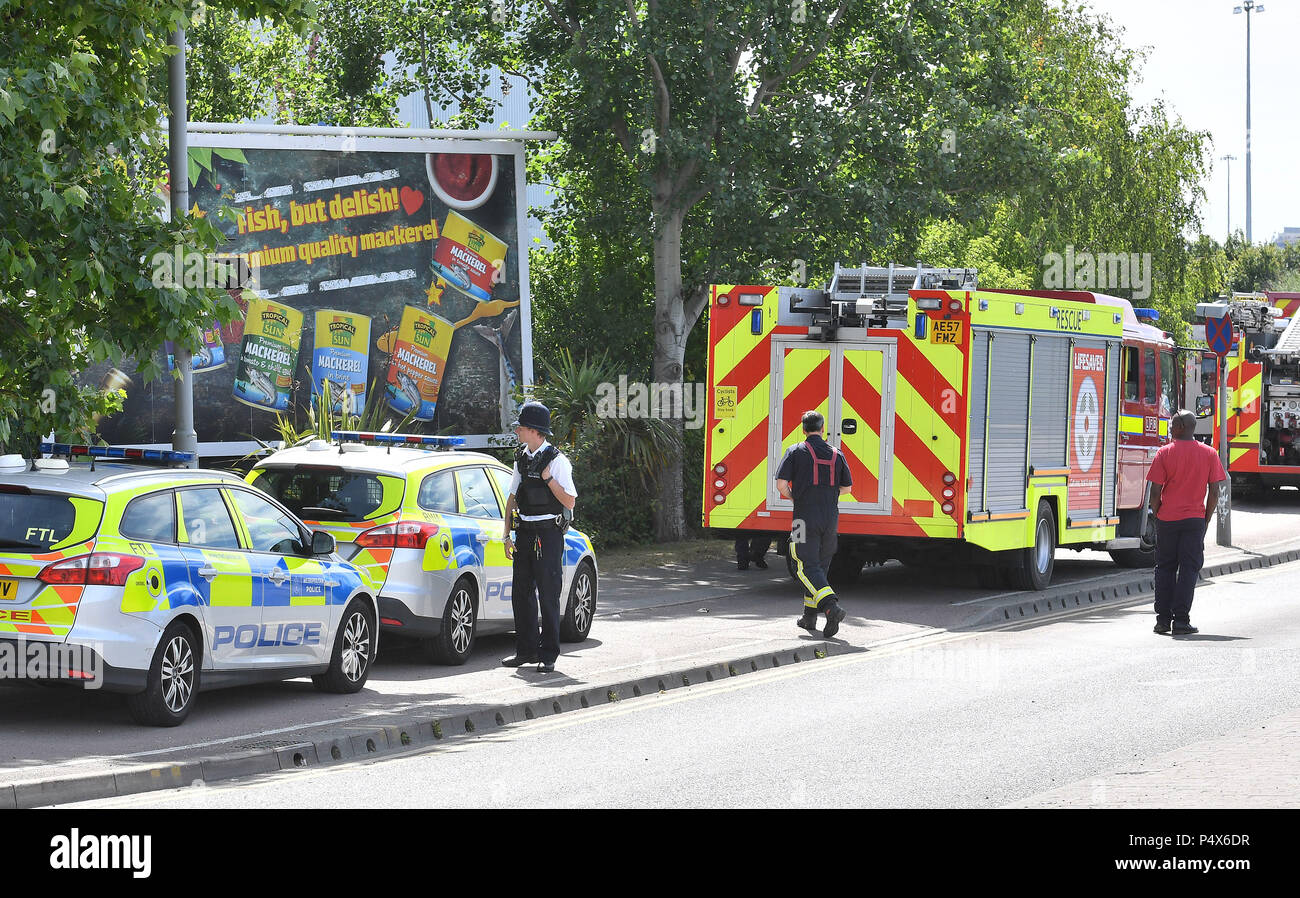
[430,211,507,302]
[165,321,226,374]
[385,305,453,421]
[234,298,303,412]
[311,310,371,415]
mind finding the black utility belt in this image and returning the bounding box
[515,515,566,531]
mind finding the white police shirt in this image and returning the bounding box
[509,441,577,521]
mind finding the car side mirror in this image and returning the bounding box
[1196,394,1214,419]
[309,530,335,556]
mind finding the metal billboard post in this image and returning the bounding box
[169,27,198,468]
[1207,311,1233,547]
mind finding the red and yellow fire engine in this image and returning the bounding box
[704,265,1187,590]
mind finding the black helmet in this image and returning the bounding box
[512,401,552,436]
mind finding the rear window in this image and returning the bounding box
[255,468,389,522]
[0,492,81,551]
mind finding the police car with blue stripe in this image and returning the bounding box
[247,432,598,665]
[0,444,378,726]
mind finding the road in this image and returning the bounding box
[71,559,1300,808]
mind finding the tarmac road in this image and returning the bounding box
[71,559,1300,808]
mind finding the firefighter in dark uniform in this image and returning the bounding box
[500,401,577,673]
[734,533,771,570]
[775,410,852,638]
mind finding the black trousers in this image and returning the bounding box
[511,524,564,663]
[790,519,837,610]
[1154,517,1207,624]
[734,534,772,561]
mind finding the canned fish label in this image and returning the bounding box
[234,298,303,412]
[165,321,226,374]
[311,310,371,415]
[386,305,453,421]
[430,211,507,302]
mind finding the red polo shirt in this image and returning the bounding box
[1147,439,1226,522]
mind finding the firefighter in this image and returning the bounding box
[734,534,772,570]
[775,410,852,638]
[501,401,577,673]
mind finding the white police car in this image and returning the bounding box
[247,432,598,665]
[0,444,378,726]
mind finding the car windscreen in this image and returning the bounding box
[0,491,81,551]
[254,468,390,522]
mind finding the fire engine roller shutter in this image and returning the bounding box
[1030,335,1069,468]
[985,332,1032,511]
[967,331,989,514]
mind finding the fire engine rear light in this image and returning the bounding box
[738,293,764,306]
[39,553,145,587]
[355,520,440,550]
[713,493,725,504]
[713,463,727,476]
[942,502,955,514]
[942,472,956,485]
[942,488,955,499]
[717,295,730,306]
[713,478,726,490]
[915,298,942,310]
[949,300,963,312]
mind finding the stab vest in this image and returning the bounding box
[515,444,564,516]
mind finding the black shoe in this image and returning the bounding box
[1153,620,1171,635]
[737,559,749,571]
[823,602,847,639]
[501,655,538,668]
[1171,623,1199,636]
[796,611,818,634]
[537,662,556,673]
[754,556,768,569]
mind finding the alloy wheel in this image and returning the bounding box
[160,635,194,713]
[341,611,371,682]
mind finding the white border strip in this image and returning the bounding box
[188,122,558,141]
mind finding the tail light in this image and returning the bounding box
[942,472,956,485]
[713,493,726,504]
[713,463,727,476]
[942,502,955,514]
[39,553,145,586]
[713,478,726,489]
[355,520,440,550]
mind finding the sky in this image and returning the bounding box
[1081,0,1298,244]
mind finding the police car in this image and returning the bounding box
[247,432,598,665]
[0,444,378,726]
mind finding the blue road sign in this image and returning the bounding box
[1206,314,1233,357]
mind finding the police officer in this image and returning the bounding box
[501,401,577,673]
[775,410,851,638]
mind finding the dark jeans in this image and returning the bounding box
[511,524,564,663]
[734,534,772,562]
[790,519,837,610]
[1154,517,1208,624]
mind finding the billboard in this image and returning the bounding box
[84,132,533,454]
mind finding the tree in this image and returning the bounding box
[0,0,310,452]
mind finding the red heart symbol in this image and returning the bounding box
[400,186,424,215]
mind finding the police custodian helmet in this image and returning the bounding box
[512,401,553,436]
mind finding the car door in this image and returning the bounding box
[176,487,260,668]
[454,466,511,621]
[226,487,333,667]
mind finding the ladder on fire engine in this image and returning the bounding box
[1268,313,1300,357]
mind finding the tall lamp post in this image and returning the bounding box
[169,25,197,467]
[1234,1,1264,244]
[1220,154,1236,240]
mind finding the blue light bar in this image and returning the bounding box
[331,431,465,448]
[40,443,195,464]
[1133,307,1160,322]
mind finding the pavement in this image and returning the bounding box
[4,495,1300,807]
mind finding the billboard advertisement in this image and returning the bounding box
[83,132,533,454]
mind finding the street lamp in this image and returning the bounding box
[1233,1,1264,244]
[1220,153,1237,241]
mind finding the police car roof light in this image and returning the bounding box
[331,431,466,450]
[39,442,196,468]
[1133,308,1160,322]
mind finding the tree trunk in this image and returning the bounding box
[651,185,689,541]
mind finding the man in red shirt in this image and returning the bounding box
[1146,410,1227,635]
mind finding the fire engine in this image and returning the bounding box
[703,264,1188,590]
[1196,292,1300,493]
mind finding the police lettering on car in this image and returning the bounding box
[775,411,852,638]
[501,401,578,674]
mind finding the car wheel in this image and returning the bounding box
[425,579,477,665]
[314,600,374,693]
[126,620,200,727]
[560,560,596,643]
